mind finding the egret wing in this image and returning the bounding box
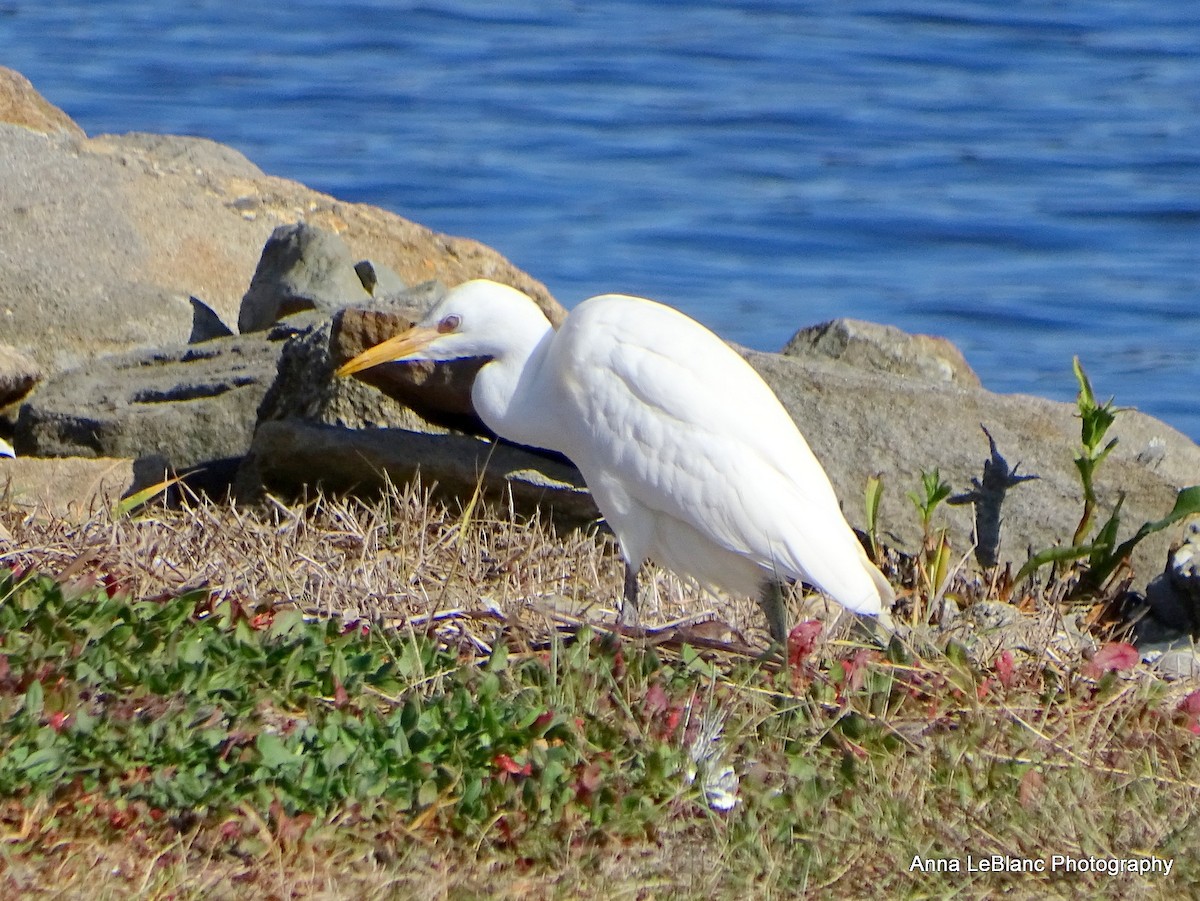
[552,296,881,612]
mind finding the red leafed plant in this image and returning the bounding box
[834,648,876,700]
[993,649,1016,689]
[642,682,683,739]
[787,621,822,670]
[494,754,532,777]
[1083,642,1139,679]
[787,620,824,692]
[1177,690,1200,735]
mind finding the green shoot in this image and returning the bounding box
[112,474,183,518]
[864,473,884,563]
[1070,355,1121,546]
[907,468,953,621]
[907,468,952,541]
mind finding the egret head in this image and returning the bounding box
[336,279,552,376]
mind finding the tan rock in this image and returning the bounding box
[0,67,85,138]
[330,306,486,432]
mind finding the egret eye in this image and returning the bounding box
[437,314,461,334]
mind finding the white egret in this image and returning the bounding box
[337,279,893,643]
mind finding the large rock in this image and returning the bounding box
[0,66,556,377]
[744,348,1200,585]
[245,419,595,527]
[13,333,285,486]
[237,223,373,333]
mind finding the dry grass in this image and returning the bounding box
[2,484,1199,899]
[0,479,768,644]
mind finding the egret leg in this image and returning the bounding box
[758,579,789,646]
[619,563,641,628]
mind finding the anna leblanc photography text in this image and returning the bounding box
[910,854,1173,877]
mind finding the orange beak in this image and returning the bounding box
[334,325,441,377]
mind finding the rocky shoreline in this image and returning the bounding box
[2,66,1198,665]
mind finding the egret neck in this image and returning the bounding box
[469,315,564,455]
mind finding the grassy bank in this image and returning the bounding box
[1,486,1198,899]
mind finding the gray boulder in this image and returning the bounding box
[238,223,373,333]
[745,347,1199,587]
[13,333,285,484]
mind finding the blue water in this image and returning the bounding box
[3,1,1199,439]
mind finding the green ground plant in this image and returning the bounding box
[0,567,688,838]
